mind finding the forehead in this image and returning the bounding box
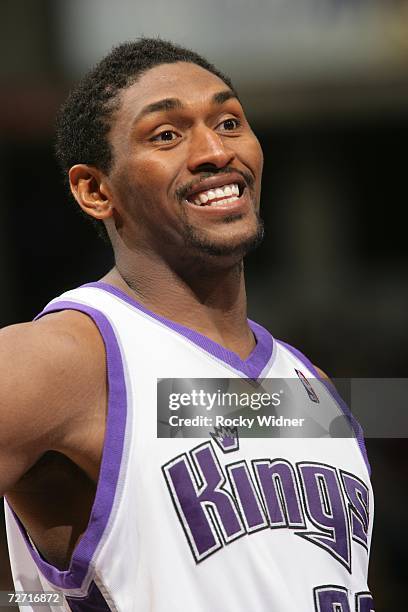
[113,62,234,125]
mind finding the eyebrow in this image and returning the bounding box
[133,89,239,125]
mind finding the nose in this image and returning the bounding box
[187,124,235,173]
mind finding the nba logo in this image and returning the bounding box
[295,369,320,403]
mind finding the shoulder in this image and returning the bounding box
[313,364,339,394]
[277,340,333,383]
[313,365,331,382]
[0,309,105,401]
[0,310,106,492]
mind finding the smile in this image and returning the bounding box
[188,183,242,207]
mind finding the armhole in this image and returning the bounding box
[277,340,371,477]
[5,300,128,594]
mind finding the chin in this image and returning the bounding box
[183,216,264,260]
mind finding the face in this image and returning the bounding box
[106,62,264,263]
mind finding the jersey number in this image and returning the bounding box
[314,586,375,611]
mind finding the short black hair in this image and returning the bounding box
[55,37,235,242]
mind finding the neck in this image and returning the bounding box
[102,248,255,360]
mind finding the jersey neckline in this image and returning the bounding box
[82,281,275,380]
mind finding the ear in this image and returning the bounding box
[69,165,113,221]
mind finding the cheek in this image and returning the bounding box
[239,134,264,179]
[112,158,180,229]
[113,158,166,202]
[251,135,264,175]
[134,156,179,203]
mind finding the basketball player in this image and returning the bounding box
[0,39,375,611]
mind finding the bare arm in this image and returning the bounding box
[0,310,107,496]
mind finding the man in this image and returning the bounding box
[1,39,374,611]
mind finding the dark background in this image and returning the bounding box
[1,1,407,609]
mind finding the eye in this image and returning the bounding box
[219,118,241,131]
[151,130,178,142]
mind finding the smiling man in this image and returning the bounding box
[0,39,375,611]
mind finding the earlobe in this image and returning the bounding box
[68,164,113,221]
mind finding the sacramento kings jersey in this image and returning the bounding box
[5,282,375,611]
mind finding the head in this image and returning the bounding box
[56,38,264,267]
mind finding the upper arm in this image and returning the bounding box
[0,311,106,496]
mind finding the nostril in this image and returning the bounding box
[195,162,221,173]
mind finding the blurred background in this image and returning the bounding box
[1,0,407,608]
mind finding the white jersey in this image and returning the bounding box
[5,282,375,611]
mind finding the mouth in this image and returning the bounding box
[186,182,245,207]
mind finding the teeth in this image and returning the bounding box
[209,196,239,206]
[189,183,240,205]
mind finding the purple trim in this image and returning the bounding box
[278,340,371,476]
[82,281,274,380]
[65,580,111,611]
[7,301,128,590]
